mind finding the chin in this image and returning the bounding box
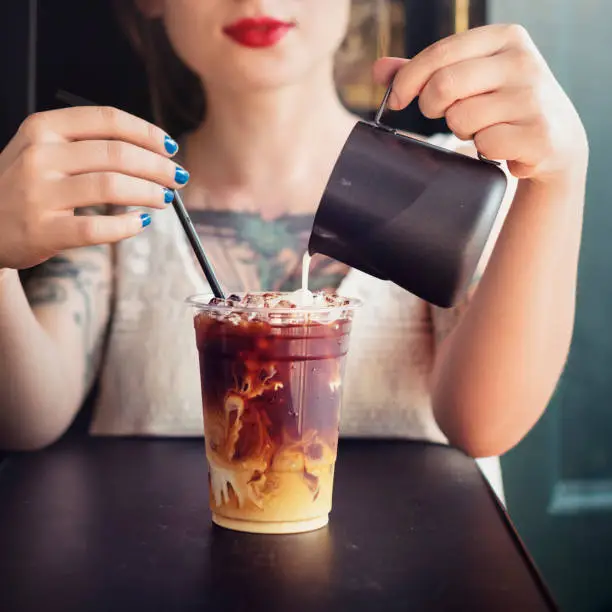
[207,51,330,93]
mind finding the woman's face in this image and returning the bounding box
[137,0,352,91]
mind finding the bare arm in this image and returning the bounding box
[431,172,584,458]
[0,245,111,450]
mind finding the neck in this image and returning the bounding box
[185,61,356,212]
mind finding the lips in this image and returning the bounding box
[223,17,295,49]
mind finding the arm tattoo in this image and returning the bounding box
[26,282,69,306]
[24,247,110,390]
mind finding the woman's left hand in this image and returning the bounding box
[374,24,588,185]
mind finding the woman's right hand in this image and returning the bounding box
[0,106,189,270]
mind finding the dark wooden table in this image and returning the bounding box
[0,438,557,611]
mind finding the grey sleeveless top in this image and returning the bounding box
[89,134,507,499]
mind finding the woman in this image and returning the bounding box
[0,1,587,497]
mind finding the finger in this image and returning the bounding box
[53,173,174,211]
[39,140,189,189]
[17,106,179,158]
[48,211,152,250]
[445,88,540,141]
[386,24,526,110]
[372,57,410,85]
[473,121,547,173]
[418,52,527,120]
[473,123,520,161]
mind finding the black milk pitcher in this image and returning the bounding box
[308,82,508,308]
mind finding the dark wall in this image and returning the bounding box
[0,2,34,146]
[0,0,152,149]
[35,0,151,117]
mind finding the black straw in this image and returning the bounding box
[56,90,94,108]
[54,90,225,299]
[171,190,224,298]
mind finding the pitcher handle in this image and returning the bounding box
[374,79,502,167]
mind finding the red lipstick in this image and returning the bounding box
[223,17,295,49]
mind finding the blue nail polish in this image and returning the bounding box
[164,188,175,204]
[175,166,190,185]
[164,136,179,155]
[140,213,152,228]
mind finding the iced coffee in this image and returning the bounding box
[189,291,360,534]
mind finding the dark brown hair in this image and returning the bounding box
[114,0,205,136]
[114,0,390,137]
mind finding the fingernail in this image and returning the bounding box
[164,136,179,156]
[140,213,152,228]
[175,166,190,185]
[163,188,175,204]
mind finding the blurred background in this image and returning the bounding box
[1,2,611,610]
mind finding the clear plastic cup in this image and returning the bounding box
[188,292,361,534]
